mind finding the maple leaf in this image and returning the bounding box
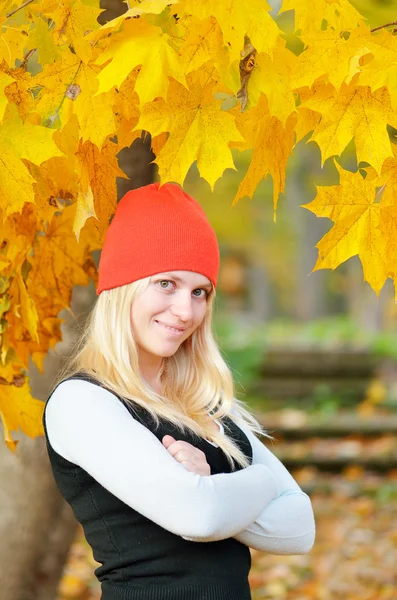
[95,16,184,105]
[302,164,388,295]
[301,82,397,174]
[0,23,28,67]
[247,41,298,125]
[0,69,13,119]
[33,50,82,125]
[44,0,102,63]
[365,144,397,290]
[356,27,397,112]
[137,70,245,188]
[26,155,79,225]
[28,203,99,310]
[183,0,281,64]
[4,74,37,122]
[112,68,141,148]
[177,15,225,80]
[12,272,39,344]
[30,14,62,65]
[279,0,364,36]
[232,95,296,211]
[291,27,372,90]
[0,382,44,451]
[75,139,126,242]
[59,62,116,148]
[87,0,178,41]
[0,104,64,217]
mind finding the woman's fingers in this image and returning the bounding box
[162,435,176,449]
[162,436,211,475]
[180,460,202,474]
[163,439,206,459]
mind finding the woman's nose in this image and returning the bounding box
[170,292,193,321]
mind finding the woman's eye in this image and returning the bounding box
[158,280,173,290]
[192,289,207,298]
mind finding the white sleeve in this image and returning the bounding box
[230,415,316,554]
[44,379,280,541]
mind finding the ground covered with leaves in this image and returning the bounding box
[57,468,397,600]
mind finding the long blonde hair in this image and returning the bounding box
[53,277,271,469]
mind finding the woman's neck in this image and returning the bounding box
[139,358,163,395]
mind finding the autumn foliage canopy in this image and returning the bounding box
[1,0,397,447]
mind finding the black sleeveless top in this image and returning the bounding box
[42,373,254,600]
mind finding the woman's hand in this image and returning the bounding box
[162,435,211,476]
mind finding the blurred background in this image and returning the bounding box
[1,0,397,599]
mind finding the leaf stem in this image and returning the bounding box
[6,0,34,18]
[375,183,386,199]
[371,21,397,33]
[20,48,37,69]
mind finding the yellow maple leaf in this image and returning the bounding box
[0,70,14,119]
[0,1,14,20]
[88,0,178,40]
[73,187,96,242]
[357,27,397,112]
[365,144,397,289]
[26,155,79,225]
[59,62,116,148]
[45,0,102,63]
[302,164,388,294]
[0,382,44,451]
[28,203,99,310]
[0,104,64,217]
[295,108,321,144]
[96,16,185,105]
[1,204,37,274]
[3,74,37,122]
[291,27,372,90]
[232,95,296,211]
[280,0,364,36]
[30,14,62,64]
[0,206,65,371]
[5,288,65,373]
[33,50,82,125]
[0,25,28,66]
[177,16,225,78]
[247,41,298,125]
[183,0,281,64]
[112,68,141,149]
[12,272,39,344]
[75,139,126,242]
[137,70,245,189]
[302,81,397,174]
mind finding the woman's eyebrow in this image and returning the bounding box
[162,273,212,289]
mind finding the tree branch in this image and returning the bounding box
[371,21,397,33]
[20,48,37,69]
[6,0,34,18]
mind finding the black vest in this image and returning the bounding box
[43,373,254,600]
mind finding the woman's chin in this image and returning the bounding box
[153,342,182,358]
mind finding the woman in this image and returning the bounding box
[43,182,315,600]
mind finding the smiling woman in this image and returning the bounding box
[130,271,211,391]
[42,182,315,600]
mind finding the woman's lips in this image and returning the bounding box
[155,321,186,336]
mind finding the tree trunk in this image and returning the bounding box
[0,424,78,600]
[287,143,328,321]
[0,137,154,599]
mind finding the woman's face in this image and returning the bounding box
[130,270,212,362]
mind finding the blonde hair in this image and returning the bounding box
[53,277,271,469]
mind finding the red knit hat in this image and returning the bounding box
[96,182,220,294]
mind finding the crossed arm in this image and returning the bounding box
[45,379,314,553]
[227,413,315,553]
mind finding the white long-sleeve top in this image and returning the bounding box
[44,379,315,554]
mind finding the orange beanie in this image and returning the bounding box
[96,182,220,294]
